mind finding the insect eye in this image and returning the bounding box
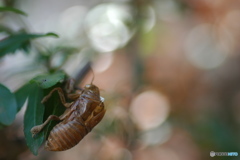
[100,96,105,102]
[85,84,91,88]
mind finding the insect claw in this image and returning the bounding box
[41,98,46,104]
[31,132,37,138]
[31,126,41,137]
[32,133,36,138]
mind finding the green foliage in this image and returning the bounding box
[15,83,33,112]
[0,6,27,16]
[0,32,59,57]
[0,3,90,157]
[23,72,66,155]
[23,83,45,156]
[0,10,64,154]
[0,70,67,155]
[30,71,65,89]
[0,83,17,125]
[43,85,66,139]
[0,25,14,34]
[0,123,5,129]
[0,4,67,151]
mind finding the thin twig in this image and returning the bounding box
[74,61,92,86]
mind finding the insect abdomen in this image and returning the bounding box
[45,119,87,151]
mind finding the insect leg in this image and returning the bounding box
[86,109,106,131]
[31,115,63,137]
[41,87,71,108]
[64,78,75,94]
[67,93,80,100]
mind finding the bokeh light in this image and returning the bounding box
[58,6,87,43]
[92,52,113,73]
[140,122,172,146]
[84,3,134,52]
[130,90,170,130]
[155,0,180,22]
[142,6,156,32]
[184,24,228,69]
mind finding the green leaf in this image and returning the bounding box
[31,71,66,89]
[0,7,27,16]
[44,32,59,38]
[0,32,59,57]
[0,83,17,125]
[15,83,33,112]
[43,85,66,139]
[0,123,6,129]
[0,25,14,34]
[24,83,45,156]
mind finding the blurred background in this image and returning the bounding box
[1,0,240,159]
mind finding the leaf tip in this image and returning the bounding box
[46,32,59,38]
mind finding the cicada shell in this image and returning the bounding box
[31,83,106,151]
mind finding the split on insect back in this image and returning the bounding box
[30,72,106,152]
